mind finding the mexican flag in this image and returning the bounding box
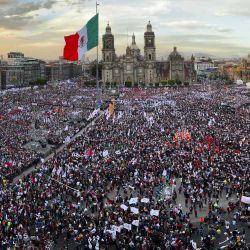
[63,14,98,61]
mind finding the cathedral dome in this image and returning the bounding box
[169,47,183,60]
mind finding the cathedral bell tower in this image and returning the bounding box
[144,21,156,85]
[102,23,115,62]
[102,23,115,84]
[144,21,156,61]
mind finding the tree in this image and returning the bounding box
[125,81,132,87]
[36,79,47,85]
[90,62,102,80]
[160,80,168,86]
[168,80,176,86]
[176,80,182,85]
[140,82,146,88]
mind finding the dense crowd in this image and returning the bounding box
[0,84,249,249]
[0,80,101,180]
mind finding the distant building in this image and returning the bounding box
[242,54,250,82]
[0,52,46,89]
[219,63,238,80]
[22,58,46,85]
[0,65,24,89]
[194,56,215,75]
[0,52,82,89]
[7,52,24,65]
[45,57,82,82]
[156,48,196,84]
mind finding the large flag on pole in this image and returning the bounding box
[63,14,99,61]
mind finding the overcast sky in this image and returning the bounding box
[0,0,250,60]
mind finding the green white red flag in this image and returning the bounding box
[63,14,98,61]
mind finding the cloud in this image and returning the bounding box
[166,20,232,33]
[0,0,56,29]
[213,0,250,17]
[159,33,227,43]
[0,0,16,4]
[4,0,56,17]
[0,15,38,30]
[0,0,249,60]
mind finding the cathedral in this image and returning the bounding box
[102,22,196,85]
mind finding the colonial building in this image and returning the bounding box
[102,22,157,85]
[0,65,24,89]
[101,22,196,85]
[156,47,196,83]
[0,52,46,89]
[242,54,250,82]
[45,57,82,82]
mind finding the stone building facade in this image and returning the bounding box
[102,22,196,85]
[156,47,196,84]
[0,65,24,89]
[45,59,82,82]
[242,54,250,82]
[102,22,157,85]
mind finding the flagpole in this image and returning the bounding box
[96,2,100,101]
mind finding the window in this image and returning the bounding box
[149,54,152,60]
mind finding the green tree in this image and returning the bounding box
[90,62,102,80]
[176,80,182,85]
[140,82,146,88]
[168,79,176,86]
[125,81,132,87]
[160,80,168,86]
[36,79,47,85]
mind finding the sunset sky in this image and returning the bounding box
[0,0,250,61]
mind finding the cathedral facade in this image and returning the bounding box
[101,22,196,85]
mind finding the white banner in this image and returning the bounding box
[102,150,109,158]
[150,209,159,216]
[141,198,150,203]
[123,223,132,231]
[129,197,138,205]
[131,207,139,214]
[132,220,139,227]
[241,196,250,204]
[120,204,128,211]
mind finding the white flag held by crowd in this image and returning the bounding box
[150,209,159,216]
[241,196,250,204]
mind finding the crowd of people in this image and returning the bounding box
[0,80,102,181]
[0,83,249,249]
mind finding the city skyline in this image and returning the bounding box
[1,0,250,61]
